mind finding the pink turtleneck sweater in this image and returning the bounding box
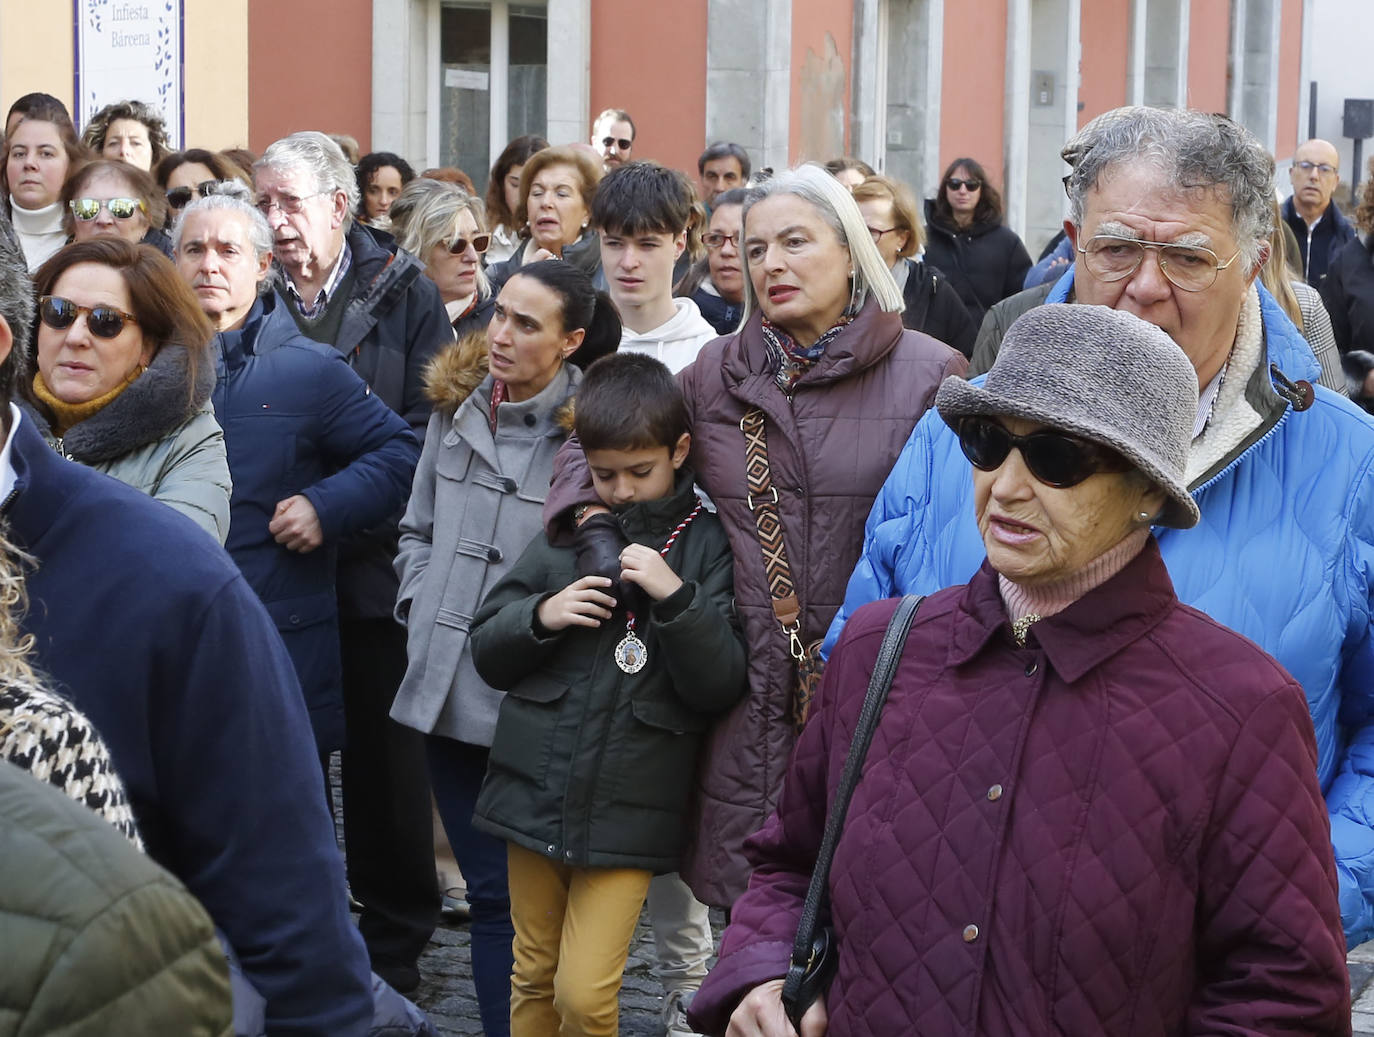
[999,527,1151,625]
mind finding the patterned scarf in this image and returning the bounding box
[762,315,852,394]
[488,379,508,433]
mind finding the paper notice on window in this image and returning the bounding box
[445,69,490,91]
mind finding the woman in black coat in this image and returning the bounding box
[1321,163,1374,368]
[922,156,1032,327]
[853,174,976,357]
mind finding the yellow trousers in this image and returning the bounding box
[507,842,653,1037]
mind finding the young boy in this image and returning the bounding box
[469,354,746,1036]
[595,161,720,374]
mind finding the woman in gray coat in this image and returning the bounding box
[27,239,230,543]
[391,259,619,1036]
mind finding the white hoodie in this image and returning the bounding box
[618,298,718,374]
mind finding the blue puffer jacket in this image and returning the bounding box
[827,270,1374,947]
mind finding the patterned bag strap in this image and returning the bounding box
[740,407,807,665]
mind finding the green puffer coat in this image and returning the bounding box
[470,471,747,873]
[0,759,232,1036]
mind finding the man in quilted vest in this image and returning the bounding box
[832,105,1374,949]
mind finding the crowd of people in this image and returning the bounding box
[0,87,1371,1037]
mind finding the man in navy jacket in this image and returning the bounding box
[0,225,374,1033]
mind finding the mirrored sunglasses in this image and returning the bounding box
[449,234,491,255]
[956,417,1129,488]
[69,197,144,221]
[39,296,140,339]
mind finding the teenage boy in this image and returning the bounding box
[595,162,720,374]
[469,354,746,1036]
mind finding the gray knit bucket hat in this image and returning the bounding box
[935,303,1201,529]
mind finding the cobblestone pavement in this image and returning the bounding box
[410,907,723,1036]
[1351,940,1374,1036]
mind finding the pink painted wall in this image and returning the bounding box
[248,0,372,154]
[1078,0,1130,128]
[590,0,708,179]
[789,0,854,163]
[1186,1,1230,114]
[940,0,1007,188]
[1275,0,1303,158]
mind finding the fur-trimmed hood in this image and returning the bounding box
[32,343,214,464]
[422,331,575,431]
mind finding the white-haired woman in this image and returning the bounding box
[391,178,495,340]
[544,163,969,910]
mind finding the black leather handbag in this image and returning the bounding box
[780,594,924,1032]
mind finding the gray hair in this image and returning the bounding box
[0,219,32,407]
[391,178,491,301]
[171,182,275,261]
[738,163,902,327]
[1063,106,1275,270]
[254,131,360,226]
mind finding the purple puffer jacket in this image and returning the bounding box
[690,540,1350,1036]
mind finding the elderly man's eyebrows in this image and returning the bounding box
[1093,220,1212,247]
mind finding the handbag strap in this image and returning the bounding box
[786,593,925,973]
[739,407,806,662]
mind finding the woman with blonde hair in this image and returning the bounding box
[392,177,495,341]
[852,174,976,356]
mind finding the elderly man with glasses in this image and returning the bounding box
[829,105,1374,951]
[1283,138,1356,287]
[252,131,451,995]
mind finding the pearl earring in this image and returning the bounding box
[1137,511,1152,524]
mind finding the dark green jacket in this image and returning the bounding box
[470,472,746,873]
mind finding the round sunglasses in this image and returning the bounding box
[39,296,140,339]
[450,234,490,255]
[69,197,145,221]
[956,417,1129,488]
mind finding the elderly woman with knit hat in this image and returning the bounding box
[690,304,1349,1036]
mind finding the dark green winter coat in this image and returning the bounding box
[470,471,746,873]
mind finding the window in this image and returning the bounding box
[438,2,547,194]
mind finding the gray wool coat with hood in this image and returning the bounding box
[28,344,231,544]
[391,334,583,746]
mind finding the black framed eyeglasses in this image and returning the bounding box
[600,137,632,152]
[956,417,1129,488]
[39,296,140,339]
[166,180,225,208]
[945,178,981,192]
[449,234,491,255]
[701,231,740,250]
[1078,234,1242,293]
[69,197,144,221]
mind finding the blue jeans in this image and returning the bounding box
[427,736,513,1037]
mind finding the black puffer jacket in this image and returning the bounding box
[470,470,746,873]
[898,258,977,357]
[1322,232,1374,355]
[922,199,1032,326]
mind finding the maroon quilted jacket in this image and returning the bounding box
[690,541,1350,1036]
[544,299,966,907]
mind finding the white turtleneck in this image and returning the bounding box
[10,198,66,272]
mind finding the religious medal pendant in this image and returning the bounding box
[1011,613,1042,648]
[615,622,648,674]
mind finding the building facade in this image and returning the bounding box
[3,0,1322,257]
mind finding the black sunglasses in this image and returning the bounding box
[165,180,222,208]
[600,136,632,152]
[450,234,491,255]
[956,417,1128,488]
[39,296,140,339]
[946,177,982,192]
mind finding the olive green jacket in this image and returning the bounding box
[0,759,232,1036]
[470,471,747,873]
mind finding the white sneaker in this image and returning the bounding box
[663,989,703,1037]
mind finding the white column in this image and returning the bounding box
[1004,0,1031,239]
[849,0,883,167]
[1175,0,1189,107]
[923,0,944,196]
[1228,0,1247,119]
[546,0,591,146]
[424,0,440,168]
[763,0,792,170]
[1262,0,1281,152]
[489,1,510,161]
[1127,0,1147,106]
